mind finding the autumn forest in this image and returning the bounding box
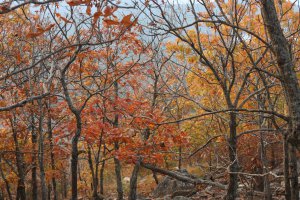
[0,0,300,199]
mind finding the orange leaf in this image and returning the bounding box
[67,0,84,6]
[86,6,91,15]
[26,24,55,38]
[55,13,73,23]
[103,6,117,17]
[120,14,133,26]
[44,24,55,31]
[36,24,44,32]
[103,19,119,26]
[33,15,39,21]
[93,10,102,23]
[26,32,43,38]
[16,51,21,64]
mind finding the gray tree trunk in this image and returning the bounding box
[129,160,141,200]
[11,116,26,200]
[99,144,106,199]
[114,142,123,200]
[31,113,38,200]
[47,106,57,200]
[38,100,47,200]
[226,112,238,200]
[260,1,300,199]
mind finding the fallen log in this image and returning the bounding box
[140,162,227,190]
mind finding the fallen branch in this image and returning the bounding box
[140,162,227,190]
[229,171,284,178]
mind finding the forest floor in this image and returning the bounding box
[95,164,288,200]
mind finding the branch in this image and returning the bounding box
[0,93,50,112]
[0,0,63,14]
[189,135,224,159]
[157,108,289,126]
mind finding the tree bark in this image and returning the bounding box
[47,111,57,200]
[99,145,106,197]
[129,160,141,200]
[113,81,123,200]
[31,113,38,200]
[260,1,300,199]
[0,158,12,200]
[60,46,82,200]
[62,171,68,199]
[71,114,82,200]
[48,113,57,200]
[114,142,123,200]
[226,112,238,200]
[11,117,26,200]
[283,135,291,200]
[140,162,227,189]
[87,145,100,200]
[257,94,272,200]
[38,100,47,200]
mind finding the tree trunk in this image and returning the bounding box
[47,184,51,200]
[87,145,100,200]
[260,1,300,199]
[31,113,38,200]
[257,95,272,200]
[289,144,298,200]
[114,142,123,200]
[62,171,68,199]
[178,146,182,170]
[113,81,123,200]
[99,145,106,198]
[283,135,291,200]
[129,160,141,200]
[11,118,26,200]
[47,113,57,200]
[0,158,12,200]
[71,114,82,200]
[38,101,47,200]
[226,112,238,200]
[259,133,271,200]
[16,178,26,200]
